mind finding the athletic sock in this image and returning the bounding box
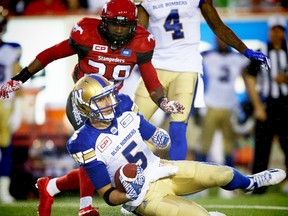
[47,178,60,196]
[79,167,95,197]
[56,169,80,191]
[221,168,251,190]
[169,122,188,160]
[80,196,93,209]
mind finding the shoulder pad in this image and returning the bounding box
[116,94,135,112]
[131,25,155,52]
[70,18,101,45]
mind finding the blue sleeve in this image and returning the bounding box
[66,129,111,190]
[66,130,94,155]
[116,94,134,113]
[83,161,112,190]
[138,114,157,140]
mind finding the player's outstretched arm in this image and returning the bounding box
[0,39,75,99]
[0,59,43,99]
[138,62,185,114]
[200,0,270,69]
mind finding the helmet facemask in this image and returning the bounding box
[88,84,118,122]
[99,16,137,51]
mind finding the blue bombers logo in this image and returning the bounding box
[121,49,132,57]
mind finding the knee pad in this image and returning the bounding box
[214,166,234,187]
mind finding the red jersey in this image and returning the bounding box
[36,17,161,93]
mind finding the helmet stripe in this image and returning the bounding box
[90,74,108,87]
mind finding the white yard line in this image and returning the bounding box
[204,204,288,211]
[6,203,288,211]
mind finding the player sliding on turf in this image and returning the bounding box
[37,74,286,216]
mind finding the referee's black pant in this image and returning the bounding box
[252,96,288,194]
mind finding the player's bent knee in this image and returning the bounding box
[215,166,234,186]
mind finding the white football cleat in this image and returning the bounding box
[121,207,133,215]
[247,169,286,191]
[0,177,15,204]
[209,211,227,216]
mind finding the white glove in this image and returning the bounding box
[119,165,145,201]
[151,128,170,149]
[159,97,185,114]
[151,164,178,182]
[0,80,23,99]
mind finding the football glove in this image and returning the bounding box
[151,128,170,149]
[0,80,23,99]
[120,165,145,201]
[159,97,185,114]
[244,48,271,70]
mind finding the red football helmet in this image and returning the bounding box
[0,6,8,36]
[99,0,138,50]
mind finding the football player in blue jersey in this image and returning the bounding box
[37,74,286,216]
[134,0,271,161]
[0,7,22,204]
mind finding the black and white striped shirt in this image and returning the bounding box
[248,41,288,100]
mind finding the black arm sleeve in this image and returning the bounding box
[12,67,33,83]
[103,187,117,206]
[69,37,90,59]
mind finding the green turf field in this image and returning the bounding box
[0,187,287,216]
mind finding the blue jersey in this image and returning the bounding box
[0,42,22,101]
[67,94,162,207]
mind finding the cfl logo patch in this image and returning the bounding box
[93,44,108,53]
[97,137,112,152]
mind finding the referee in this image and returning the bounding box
[244,14,288,195]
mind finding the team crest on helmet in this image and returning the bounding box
[72,88,85,107]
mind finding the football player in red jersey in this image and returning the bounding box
[0,0,184,129]
[0,0,184,215]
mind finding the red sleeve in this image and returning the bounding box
[138,61,162,93]
[36,39,76,67]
